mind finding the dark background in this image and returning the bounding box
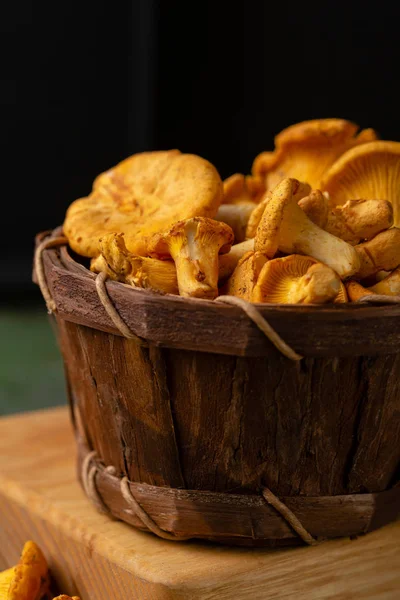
[3,0,400,301]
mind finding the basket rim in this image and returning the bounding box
[39,227,400,314]
[34,228,400,358]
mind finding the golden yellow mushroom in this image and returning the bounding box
[299,192,393,245]
[346,280,374,302]
[64,150,223,257]
[90,233,178,294]
[354,228,400,279]
[224,251,268,300]
[148,217,234,299]
[369,266,400,295]
[90,233,132,281]
[222,173,265,204]
[321,141,400,225]
[254,178,360,279]
[0,568,15,597]
[252,119,377,191]
[5,541,49,600]
[252,255,342,304]
[216,202,257,242]
[218,238,255,282]
[52,596,81,600]
[246,181,311,238]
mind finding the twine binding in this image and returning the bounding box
[261,488,318,546]
[216,295,303,361]
[81,450,318,545]
[34,235,69,313]
[95,271,148,346]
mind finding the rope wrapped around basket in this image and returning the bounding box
[35,232,400,546]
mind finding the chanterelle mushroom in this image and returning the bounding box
[354,228,400,279]
[252,254,343,304]
[252,119,378,191]
[4,541,49,600]
[90,233,178,294]
[222,173,265,204]
[246,181,311,239]
[218,238,255,282]
[321,141,400,225]
[255,178,360,279]
[299,192,393,245]
[148,217,234,299]
[64,150,223,257]
[224,251,268,301]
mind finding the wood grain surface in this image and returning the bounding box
[55,314,400,544]
[1,407,399,600]
[37,235,400,358]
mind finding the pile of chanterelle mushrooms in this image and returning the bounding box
[0,540,80,600]
[63,119,400,304]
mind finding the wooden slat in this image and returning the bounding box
[1,407,400,600]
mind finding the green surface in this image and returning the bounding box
[0,309,66,415]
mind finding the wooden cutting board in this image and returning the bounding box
[0,406,399,600]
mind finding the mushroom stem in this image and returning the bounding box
[299,193,394,244]
[354,227,400,279]
[218,238,255,281]
[148,217,234,299]
[255,178,360,279]
[215,201,257,242]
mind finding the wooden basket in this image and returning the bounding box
[35,229,400,547]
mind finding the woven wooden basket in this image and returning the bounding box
[34,229,400,547]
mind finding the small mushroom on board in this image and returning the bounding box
[148,217,234,299]
[3,541,49,600]
[354,227,400,279]
[321,141,400,225]
[254,178,360,279]
[252,254,344,304]
[252,119,377,191]
[224,251,268,300]
[299,193,394,245]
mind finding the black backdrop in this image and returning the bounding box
[3,1,400,299]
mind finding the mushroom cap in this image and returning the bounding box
[247,181,311,238]
[254,178,300,257]
[252,119,378,191]
[322,141,400,223]
[225,251,268,300]
[8,541,49,600]
[252,254,342,304]
[222,173,265,204]
[369,266,400,296]
[346,280,372,302]
[90,232,132,280]
[64,150,223,257]
[354,227,400,279]
[148,217,234,258]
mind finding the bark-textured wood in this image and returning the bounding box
[37,236,400,358]
[34,231,400,546]
[1,408,400,600]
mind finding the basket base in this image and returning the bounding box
[1,406,400,600]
